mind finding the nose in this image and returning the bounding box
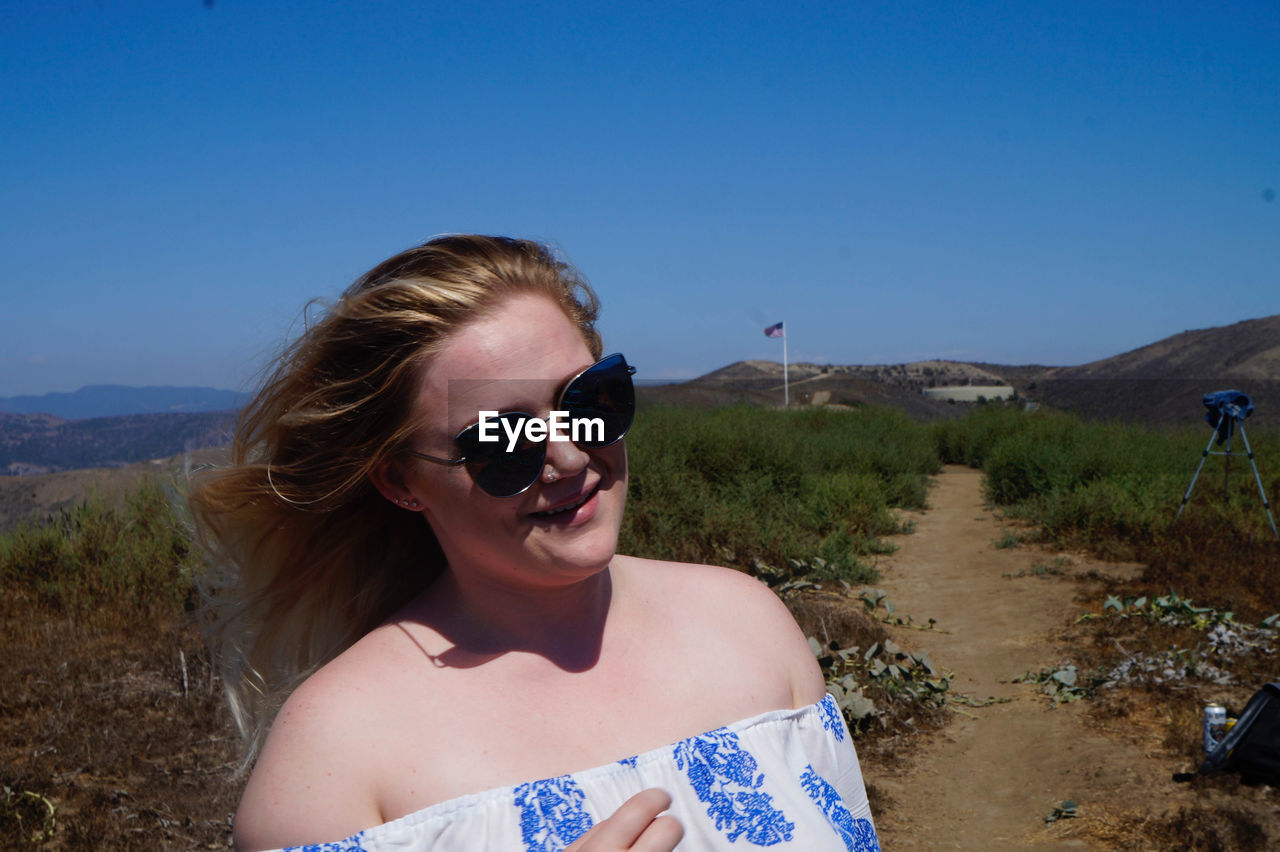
[541,435,591,483]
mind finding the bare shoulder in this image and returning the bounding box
[616,554,785,614]
[613,555,827,706]
[233,645,385,851]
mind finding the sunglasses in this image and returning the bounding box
[405,353,637,497]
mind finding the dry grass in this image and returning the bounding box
[1139,517,1280,625]
[0,475,240,849]
[1054,536,1280,849]
[787,591,889,651]
[1059,800,1274,852]
[786,590,953,757]
[0,610,239,849]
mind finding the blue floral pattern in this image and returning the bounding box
[799,766,880,852]
[273,697,876,851]
[283,832,368,851]
[673,727,795,845]
[818,694,845,743]
[514,775,595,852]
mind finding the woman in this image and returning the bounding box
[192,236,878,851]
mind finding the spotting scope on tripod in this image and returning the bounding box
[1172,390,1278,539]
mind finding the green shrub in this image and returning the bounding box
[621,405,939,582]
[933,406,1280,554]
[0,478,198,624]
[993,530,1021,549]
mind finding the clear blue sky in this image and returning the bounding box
[3,1,1277,397]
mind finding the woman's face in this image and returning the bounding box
[398,293,627,590]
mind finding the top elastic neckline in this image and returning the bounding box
[361,694,838,839]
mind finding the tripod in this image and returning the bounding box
[1173,417,1279,539]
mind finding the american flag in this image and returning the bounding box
[763,322,784,339]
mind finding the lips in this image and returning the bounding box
[531,483,599,519]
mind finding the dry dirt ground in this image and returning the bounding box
[863,466,1267,851]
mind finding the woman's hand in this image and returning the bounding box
[566,788,684,851]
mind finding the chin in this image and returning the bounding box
[532,481,626,574]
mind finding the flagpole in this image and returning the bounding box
[763,321,788,407]
[782,322,788,407]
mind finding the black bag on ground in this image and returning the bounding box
[1195,682,1280,786]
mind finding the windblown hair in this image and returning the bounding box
[189,235,601,763]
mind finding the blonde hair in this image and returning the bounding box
[190,235,601,762]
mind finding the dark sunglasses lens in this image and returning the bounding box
[456,412,545,497]
[562,355,635,448]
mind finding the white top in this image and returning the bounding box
[272,694,879,851]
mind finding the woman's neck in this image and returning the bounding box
[410,565,615,673]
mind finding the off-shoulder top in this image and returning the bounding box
[273,693,879,852]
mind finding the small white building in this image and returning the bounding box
[922,385,1015,403]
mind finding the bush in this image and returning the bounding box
[621,405,939,583]
[0,478,198,626]
[932,406,1280,563]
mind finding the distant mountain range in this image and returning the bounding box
[1,316,1277,475]
[0,385,241,420]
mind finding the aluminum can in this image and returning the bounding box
[1203,703,1227,753]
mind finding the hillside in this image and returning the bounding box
[1021,315,1280,426]
[0,410,234,475]
[1048,316,1280,380]
[0,446,228,534]
[641,359,1006,418]
[663,315,1280,428]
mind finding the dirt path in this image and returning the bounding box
[868,466,1190,850]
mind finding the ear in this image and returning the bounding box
[369,457,423,511]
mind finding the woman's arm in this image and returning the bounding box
[233,673,383,851]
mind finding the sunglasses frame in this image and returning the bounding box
[404,353,637,497]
